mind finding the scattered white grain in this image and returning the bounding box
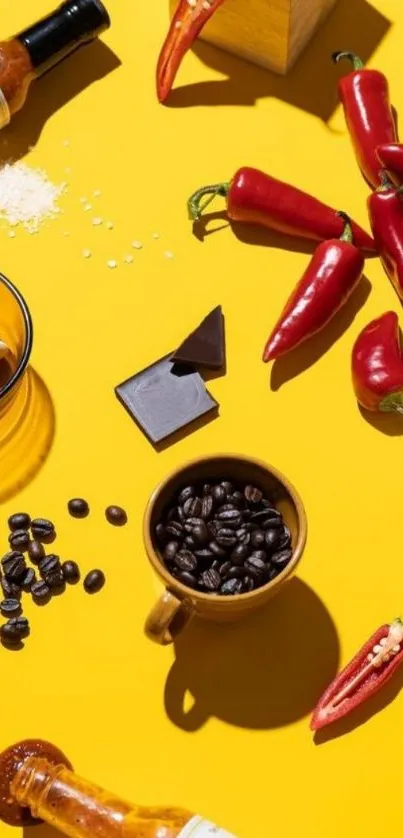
[93,189,102,198]
[92,217,103,226]
[63,231,70,237]
[82,249,92,259]
[105,221,114,230]
[80,197,88,204]
[8,231,15,238]
[152,232,160,239]
[84,203,92,212]
[164,250,175,259]
[132,240,143,249]
[0,162,63,232]
[65,168,71,175]
[124,254,133,264]
[63,139,70,147]
[107,259,117,269]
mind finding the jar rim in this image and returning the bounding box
[0,273,33,401]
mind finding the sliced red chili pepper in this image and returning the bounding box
[377,143,403,187]
[352,311,403,413]
[367,173,403,300]
[188,167,376,255]
[333,51,397,189]
[311,619,403,732]
[157,0,226,103]
[263,213,364,362]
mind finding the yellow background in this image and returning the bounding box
[0,0,402,836]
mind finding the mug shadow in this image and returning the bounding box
[0,41,120,164]
[166,0,391,121]
[164,578,340,731]
[358,404,403,437]
[0,368,55,503]
[269,276,372,390]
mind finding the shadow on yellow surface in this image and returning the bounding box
[164,578,340,731]
[0,41,120,165]
[24,825,62,838]
[269,276,371,389]
[165,0,391,121]
[0,368,55,503]
[358,404,403,437]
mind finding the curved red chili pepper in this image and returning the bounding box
[352,311,403,413]
[333,51,397,189]
[377,143,403,187]
[367,175,403,300]
[157,0,226,103]
[188,167,376,255]
[311,619,403,732]
[263,214,364,362]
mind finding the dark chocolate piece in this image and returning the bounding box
[172,306,225,370]
[115,355,218,444]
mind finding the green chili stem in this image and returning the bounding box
[187,182,230,221]
[332,51,364,71]
[337,211,353,244]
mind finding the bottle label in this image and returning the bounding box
[179,816,238,837]
[0,88,10,130]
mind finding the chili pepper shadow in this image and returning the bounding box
[314,659,403,743]
[269,276,372,391]
[192,213,317,256]
[165,0,390,123]
[0,41,120,165]
[357,404,403,437]
[164,578,340,731]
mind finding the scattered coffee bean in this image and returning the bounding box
[68,498,89,518]
[1,578,21,599]
[2,552,26,582]
[200,568,220,591]
[84,569,105,594]
[28,540,45,564]
[164,541,180,562]
[105,505,127,526]
[31,580,51,604]
[8,530,30,552]
[3,616,29,640]
[61,561,80,584]
[0,599,21,617]
[31,518,56,543]
[22,568,36,592]
[39,554,61,578]
[178,486,194,505]
[175,550,198,573]
[8,513,31,532]
[46,570,65,592]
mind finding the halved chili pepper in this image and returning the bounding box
[157,0,226,103]
[262,213,364,362]
[188,167,376,255]
[352,311,403,413]
[333,51,397,190]
[367,173,403,300]
[311,618,403,732]
[377,143,403,186]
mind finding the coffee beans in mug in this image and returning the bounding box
[155,478,293,596]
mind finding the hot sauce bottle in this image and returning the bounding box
[0,740,239,838]
[0,0,110,128]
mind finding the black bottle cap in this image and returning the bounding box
[17,0,111,76]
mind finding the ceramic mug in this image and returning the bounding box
[144,454,307,644]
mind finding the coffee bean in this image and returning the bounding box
[221,481,234,495]
[192,523,208,546]
[105,506,127,526]
[22,568,36,592]
[177,505,186,524]
[271,549,293,568]
[244,485,263,504]
[84,569,105,594]
[31,580,51,603]
[251,530,266,549]
[8,616,29,637]
[209,541,227,558]
[216,531,237,548]
[178,486,195,506]
[166,522,184,538]
[8,513,31,532]
[184,517,204,530]
[250,510,276,523]
[1,578,21,599]
[185,536,197,549]
[217,509,242,523]
[155,523,167,545]
[219,561,231,578]
[275,527,292,551]
[186,497,203,518]
[226,566,245,579]
[177,571,197,589]
[194,548,214,560]
[217,503,238,513]
[202,483,212,497]
[251,550,267,563]
[262,517,283,531]
[61,561,80,584]
[265,529,282,550]
[39,555,60,578]
[164,542,179,562]
[211,485,226,504]
[245,556,267,574]
[68,498,90,518]
[239,532,252,547]
[31,519,56,543]
[200,568,220,591]
[1,617,29,646]
[243,576,255,592]
[8,530,30,552]
[201,494,214,520]
[2,552,26,582]
[231,544,250,565]
[0,599,21,617]
[46,570,65,592]
[175,550,198,573]
[221,579,242,595]
[28,540,46,564]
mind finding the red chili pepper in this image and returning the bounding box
[367,174,403,300]
[188,167,376,255]
[156,0,226,103]
[311,618,403,732]
[333,51,397,189]
[262,214,364,362]
[376,143,403,186]
[352,311,403,413]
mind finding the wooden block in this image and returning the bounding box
[169,0,338,74]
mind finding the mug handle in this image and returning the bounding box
[145,590,194,645]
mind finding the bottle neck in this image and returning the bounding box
[15,0,110,77]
